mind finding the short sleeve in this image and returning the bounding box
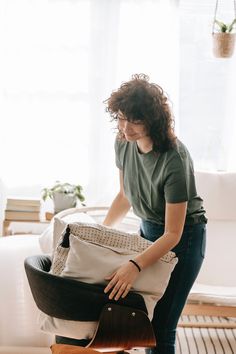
[163,153,197,203]
[114,138,123,170]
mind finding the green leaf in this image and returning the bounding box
[215,19,227,32]
[41,181,85,203]
[41,187,53,201]
[228,18,236,32]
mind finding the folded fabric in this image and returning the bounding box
[39,312,97,340]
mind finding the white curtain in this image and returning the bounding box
[0,0,179,209]
[179,0,236,172]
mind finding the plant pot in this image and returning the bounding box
[52,192,77,213]
[212,33,236,58]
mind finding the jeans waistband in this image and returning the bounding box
[140,219,206,243]
[185,213,208,225]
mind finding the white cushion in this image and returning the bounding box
[196,219,236,287]
[38,212,95,254]
[194,171,236,289]
[38,312,97,340]
[195,171,236,221]
[189,283,236,306]
[38,223,54,254]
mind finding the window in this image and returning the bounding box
[0,0,178,205]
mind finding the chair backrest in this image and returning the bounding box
[24,255,147,321]
[24,254,156,351]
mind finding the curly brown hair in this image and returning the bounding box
[105,74,176,153]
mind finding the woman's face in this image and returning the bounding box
[117,111,149,142]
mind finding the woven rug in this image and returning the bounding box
[177,315,236,354]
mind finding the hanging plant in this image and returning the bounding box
[212,1,236,58]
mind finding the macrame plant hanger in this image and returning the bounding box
[212,0,236,58]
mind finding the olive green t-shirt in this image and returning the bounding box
[115,138,207,225]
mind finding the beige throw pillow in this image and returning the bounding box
[61,234,177,317]
[42,222,177,339]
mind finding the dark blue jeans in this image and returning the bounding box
[141,220,206,354]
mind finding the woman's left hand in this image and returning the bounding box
[104,261,140,301]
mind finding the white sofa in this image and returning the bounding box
[195,171,236,286]
[0,171,236,353]
[183,171,236,323]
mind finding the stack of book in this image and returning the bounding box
[5,198,41,221]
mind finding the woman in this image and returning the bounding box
[103,74,207,354]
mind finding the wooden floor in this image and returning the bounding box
[130,315,236,354]
[177,315,236,354]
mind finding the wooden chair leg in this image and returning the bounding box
[87,303,156,352]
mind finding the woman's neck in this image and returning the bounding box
[136,137,153,154]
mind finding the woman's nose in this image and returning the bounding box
[123,120,131,130]
[119,119,132,133]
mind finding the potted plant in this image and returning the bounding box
[212,18,236,58]
[42,181,85,213]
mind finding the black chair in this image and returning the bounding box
[25,255,156,352]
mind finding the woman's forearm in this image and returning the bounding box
[135,202,186,270]
[134,232,180,270]
[103,192,131,227]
